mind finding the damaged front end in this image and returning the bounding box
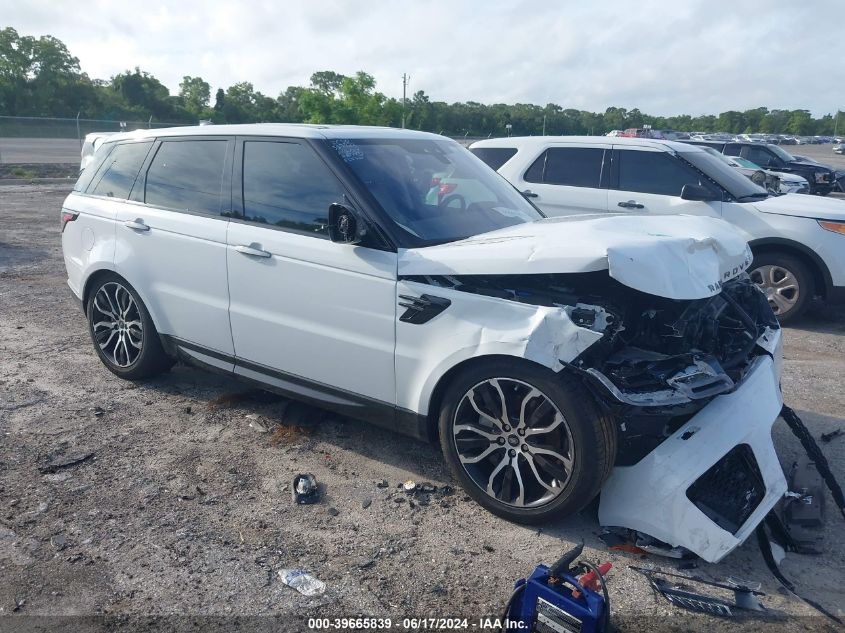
[411,271,785,562]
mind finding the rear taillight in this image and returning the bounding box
[61,210,79,233]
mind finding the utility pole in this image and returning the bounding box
[835,110,840,137]
[542,115,546,136]
[401,73,409,129]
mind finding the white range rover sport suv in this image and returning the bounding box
[63,124,786,563]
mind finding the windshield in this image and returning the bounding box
[325,138,543,247]
[731,156,762,169]
[768,144,795,162]
[678,149,768,200]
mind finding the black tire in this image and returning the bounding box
[749,252,814,324]
[86,273,174,380]
[438,359,616,524]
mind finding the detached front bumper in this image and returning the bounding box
[598,350,787,563]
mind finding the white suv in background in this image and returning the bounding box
[63,124,787,562]
[470,136,845,322]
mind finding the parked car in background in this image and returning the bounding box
[470,135,845,322]
[723,154,810,194]
[62,124,788,563]
[834,142,845,155]
[696,146,781,192]
[683,139,837,195]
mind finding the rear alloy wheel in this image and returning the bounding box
[439,360,616,523]
[86,274,173,380]
[749,253,814,324]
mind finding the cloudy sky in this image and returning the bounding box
[4,0,842,116]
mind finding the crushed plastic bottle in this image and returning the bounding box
[278,569,326,596]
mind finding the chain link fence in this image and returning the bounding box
[0,115,190,164]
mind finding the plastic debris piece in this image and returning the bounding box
[292,473,319,505]
[278,569,326,596]
[403,480,417,492]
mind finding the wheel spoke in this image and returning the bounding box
[517,388,541,429]
[511,456,526,506]
[460,444,502,465]
[103,287,121,317]
[489,379,509,425]
[97,329,117,350]
[771,292,794,313]
[523,453,557,493]
[485,452,510,496]
[93,294,117,319]
[524,412,565,437]
[532,450,572,483]
[530,445,573,472]
[454,424,500,441]
[467,389,503,429]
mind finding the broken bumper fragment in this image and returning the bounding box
[598,348,787,563]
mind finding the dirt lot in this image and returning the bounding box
[1,184,844,632]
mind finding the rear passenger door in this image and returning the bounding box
[113,136,236,368]
[226,137,396,405]
[607,146,722,217]
[510,144,609,216]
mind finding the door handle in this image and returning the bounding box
[522,189,539,198]
[234,244,271,258]
[124,219,150,231]
[617,200,644,209]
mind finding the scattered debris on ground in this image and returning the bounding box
[37,451,95,474]
[631,567,766,617]
[278,569,326,596]
[292,473,320,505]
[821,428,843,443]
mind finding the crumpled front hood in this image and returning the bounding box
[399,214,753,300]
[753,194,845,221]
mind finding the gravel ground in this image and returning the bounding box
[1,184,843,632]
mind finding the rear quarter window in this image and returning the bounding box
[469,147,517,170]
[85,142,153,199]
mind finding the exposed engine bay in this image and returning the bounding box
[405,271,780,467]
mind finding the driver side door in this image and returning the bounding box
[607,146,722,217]
[226,137,398,408]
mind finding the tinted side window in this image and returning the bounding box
[74,144,115,193]
[145,140,227,214]
[543,147,604,188]
[469,147,517,170]
[87,142,152,199]
[617,150,708,196]
[523,151,546,183]
[242,141,345,237]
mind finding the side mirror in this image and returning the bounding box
[680,183,719,202]
[328,203,366,244]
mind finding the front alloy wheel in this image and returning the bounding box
[439,360,616,524]
[453,378,575,508]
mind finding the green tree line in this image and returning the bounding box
[2,27,842,137]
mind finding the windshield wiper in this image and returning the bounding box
[736,192,769,202]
